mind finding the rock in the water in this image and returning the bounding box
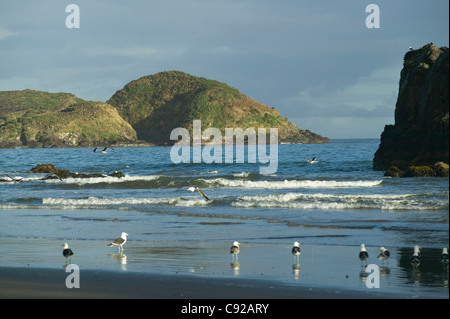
[373,43,449,172]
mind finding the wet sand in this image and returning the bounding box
[0,266,409,299]
[0,237,448,300]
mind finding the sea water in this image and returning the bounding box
[0,139,448,297]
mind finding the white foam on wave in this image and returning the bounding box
[232,172,251,178]
[43,174,163,185]
[42,196,210,207]
[203,178,383,189]
[232,192,446,211]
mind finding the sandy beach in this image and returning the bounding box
[1,236,448,301]
[0,266,413,299]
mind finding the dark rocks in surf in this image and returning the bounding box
[28,163,125,180]
[384,161,449,177]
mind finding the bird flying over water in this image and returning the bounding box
[108,232,128,253]
[306,157,318,164]
[187,186,211,201]
[94,147,109,153]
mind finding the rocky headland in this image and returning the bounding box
[373,43,449,177]
[0,90,138,148]
[0,72,329,148]
[107,71,330,145]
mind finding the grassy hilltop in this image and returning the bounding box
[0,90,137,148]
[108,71,330,144]
[0,71,330,148]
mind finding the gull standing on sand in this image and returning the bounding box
[230,241,240,262]
[359,244,369,267]
[108,232,128,254]
[377,247,390,264]
[410,245,421,268]
[187,186,211,201]
[62,243,74,263]
[292,241,301,263]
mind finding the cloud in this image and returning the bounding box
[0,27,16,40]
[82,46,159,57]
[281,66,400,119]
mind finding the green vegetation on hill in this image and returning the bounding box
[0,71,330,148]
[108,71,329,144]
[0,90,137,148]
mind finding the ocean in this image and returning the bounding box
[0,139,448,298]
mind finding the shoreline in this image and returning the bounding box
[0,266,415,299]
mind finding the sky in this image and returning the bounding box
[0,1,448,139]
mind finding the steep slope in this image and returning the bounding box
[373,43,449,171]
[0,90,137,148]
[108,71,330,144]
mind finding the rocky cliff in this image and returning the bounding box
[107,71,330,144]
[0,90,138,148]
[373,43,449,172]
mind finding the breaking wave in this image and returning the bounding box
[201,178,383,189]
[232,192,448,211]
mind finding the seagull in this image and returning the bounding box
[108,232,128,254]
[230,241,240,262]
[93,148,98,152]
[409,46,413,51]
[187,186,211,201]
[62,243,74,263]
[101,147,108,153]
[410,245,421,268]
[377,246,390,264]
[359,244,369,267]
[292,241,301,263]
[440,248,449,266]
[306,157,318,164]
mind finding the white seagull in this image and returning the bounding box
[306,157,318,164]
[62,243,74,263]
[410,245,421,268]
[359,244,369,266]
[230,241,240,262]
[377,246,390,264]
[108,232,129,253]
[292,241,301,263]
[440,248,449,266]
[187,186,211,201]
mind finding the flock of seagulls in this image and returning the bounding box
[63,237,449,274]
[358,244,449,270]
[62,232,129,263]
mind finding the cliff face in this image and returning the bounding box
[0,90,137,148]
[107,71,330,144]
[373,43,449,170]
